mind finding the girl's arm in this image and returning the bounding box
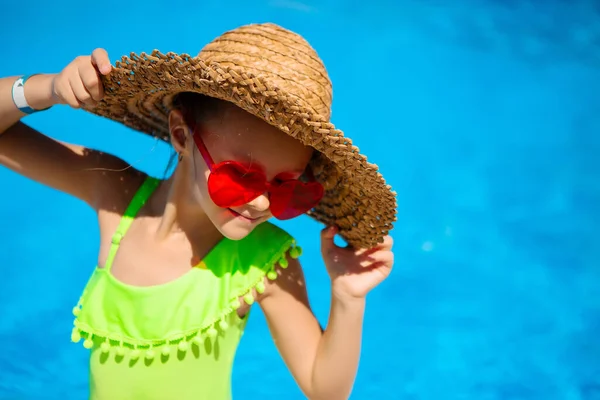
[0,50,134,209]
[259,259,364,400]
[259,228,394,400]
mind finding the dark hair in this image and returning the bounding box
[163,92,228,176]
[171,92,228,128]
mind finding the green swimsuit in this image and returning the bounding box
[70,176,302,399]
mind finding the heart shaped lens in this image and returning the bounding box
[208,162,266,207]
[270,180,324,220]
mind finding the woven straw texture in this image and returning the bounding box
[83,23,397,248]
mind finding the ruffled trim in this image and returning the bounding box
[70,239,302,360]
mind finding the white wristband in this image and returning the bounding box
[11,75,47,114]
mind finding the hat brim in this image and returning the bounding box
[83,50,397,248]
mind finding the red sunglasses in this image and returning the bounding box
[192,128,324,220]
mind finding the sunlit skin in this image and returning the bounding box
[0,48,394,399]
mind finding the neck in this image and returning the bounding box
[147,165,223,259]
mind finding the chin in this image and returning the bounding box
[216,220,259,241]
[209,210,266,241]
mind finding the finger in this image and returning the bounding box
[91,48,112,75]
[320,226,338,251]
[79,64,104,101]
[68,74,94,106]
[362,261,393,278]
[371,250,394,266]
[60,84,82,109]
[357,249,394,267]
[352,236,393,258]
[376,235,394,250]
[355,246,379,258]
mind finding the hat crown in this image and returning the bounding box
[197,23,333,120]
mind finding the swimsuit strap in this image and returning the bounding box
[104,175,161,271]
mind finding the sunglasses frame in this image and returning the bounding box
[191,126,324,220]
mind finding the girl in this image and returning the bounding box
[0,23,396,399]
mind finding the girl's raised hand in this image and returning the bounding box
[51,48,112,109]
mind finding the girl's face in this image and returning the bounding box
[172,103,314,240]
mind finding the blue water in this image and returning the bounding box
[1,1,599,399]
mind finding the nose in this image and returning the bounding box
[247,193,270,213]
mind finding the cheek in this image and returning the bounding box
[194,172,210,197]
[188,157,210,195]
[194,178,216,210]
[183,162,215,214]
[189,161,232,220]
[194,178,230,224]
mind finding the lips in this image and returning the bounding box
[227,208,261,221]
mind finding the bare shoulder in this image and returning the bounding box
[95,168,147,226]
[95,168,147,213]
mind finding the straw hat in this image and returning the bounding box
[84,22,397,248]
